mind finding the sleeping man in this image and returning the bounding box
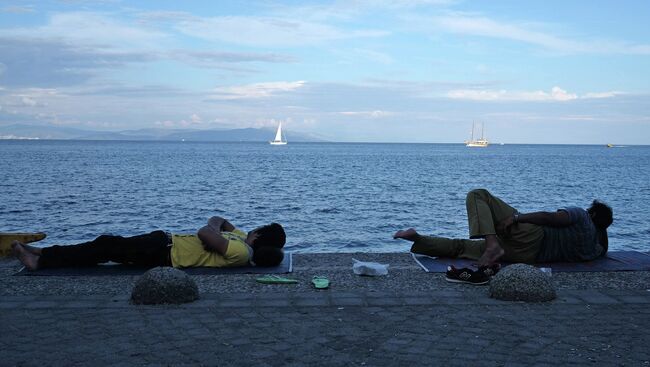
[13,216,285,270]
[394,189,613,267]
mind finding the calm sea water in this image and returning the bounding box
[1,141,648,253]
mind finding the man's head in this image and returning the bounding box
[247,223,286,249]
[252,246,284,267]
[587,200,613,230]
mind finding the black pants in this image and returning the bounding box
[38,230,171,268]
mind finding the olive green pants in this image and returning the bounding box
[411,189,544,263]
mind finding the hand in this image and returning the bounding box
[496,215,515,235]
[208,216,225,231]
[221,219,235,232]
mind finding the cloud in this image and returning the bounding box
[360,0,457,8]
[6,12,168,49]
[209,81,306,100]
[20,97,37,107]
[0,37,155,87]
[177,51,296,64]
[69,83,189,97]
[445,86,623,102]
[559,115,599,121]
[446,87,626,102]
[264,0,454,23]
[190,113,202,123]
[174,16,388,47]
[0,35,294,89]
[0,11,303,87]
[0,88,61,109]
[137,10,195,24]
[583,91,624,99]
[434,14,573,50]
[339,110,392,118]
[172,50,297,71]
[418,13,650,55]
[250,117,294,129]
[1,5,35,13]
[154,113,204,128]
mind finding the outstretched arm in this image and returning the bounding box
[517,211,572,227]
[497,210,572,233]
[393,228,420,242]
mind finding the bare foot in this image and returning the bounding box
[21,243,43,255]
[11,241,42,255]
[10,240,22,250]
[477,240,505,267]
[393,228,419,241]
[12,243,40,271]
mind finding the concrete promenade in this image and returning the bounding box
[2,253,650,366]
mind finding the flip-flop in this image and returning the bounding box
[311,276,330,289]
[255,275,299,285]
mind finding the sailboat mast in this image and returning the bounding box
[471,121,475,141]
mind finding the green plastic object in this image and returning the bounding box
[255,275,299,284]
[311,276,330,289]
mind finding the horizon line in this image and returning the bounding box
[0,138,645,147]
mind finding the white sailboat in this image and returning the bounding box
[465,122,489,147]
[269,122,287,145]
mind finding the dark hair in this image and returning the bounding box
[253,246,284,267]
[253,223,286,248]
[588,200,613,230]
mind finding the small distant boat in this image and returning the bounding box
[269,122,287,145]
[606,144,614,148]
[465,122,489,147]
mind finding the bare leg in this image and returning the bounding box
[393,228,420,242]
[12,242,40,271]
[477,234,504,267]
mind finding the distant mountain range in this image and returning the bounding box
[0,124,325,142]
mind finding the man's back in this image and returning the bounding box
[536,207,604,262]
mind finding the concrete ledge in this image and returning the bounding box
[2,253,649,366]
[2,289,649,309]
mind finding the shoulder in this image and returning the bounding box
[558,207,587,223]
[224,235,251,260]
[231,229,247,238]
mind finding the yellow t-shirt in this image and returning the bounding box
[170,229,251,268]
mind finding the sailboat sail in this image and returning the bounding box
[269,122,287,145]
[274,123,283,141]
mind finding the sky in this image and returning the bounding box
[0,0,649,144]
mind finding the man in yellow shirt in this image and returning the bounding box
[12,216,285,271]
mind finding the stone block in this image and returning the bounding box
[131,267,199,305]
[489,263,556,302]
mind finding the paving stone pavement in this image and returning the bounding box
[2,289,650,366]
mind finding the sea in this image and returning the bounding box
[1,140,648,253]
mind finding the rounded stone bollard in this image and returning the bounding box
[131,267,199,305]
[489,264,556,302]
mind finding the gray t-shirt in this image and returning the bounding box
[536,207,604,262]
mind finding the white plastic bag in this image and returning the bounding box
[352,258,389,276]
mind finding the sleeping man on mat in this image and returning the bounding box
[12,216,286,271]
[394,189,613,280]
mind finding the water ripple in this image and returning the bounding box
[1,141,648,252]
